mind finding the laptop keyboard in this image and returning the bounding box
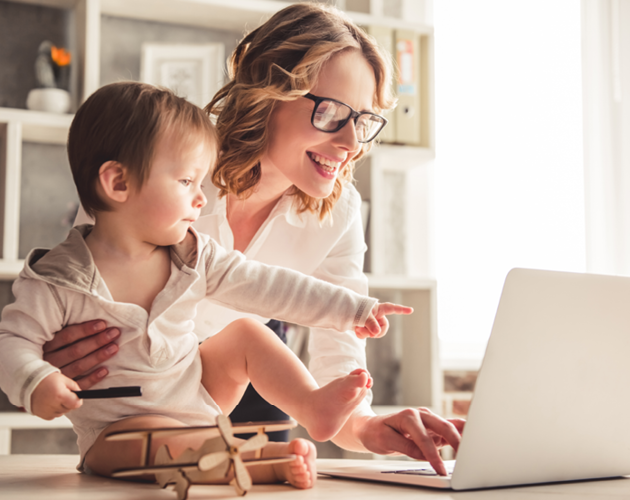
[381,463,455,477]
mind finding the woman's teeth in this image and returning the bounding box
[309,152,341,172]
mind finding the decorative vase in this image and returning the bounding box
[26,88,71,114]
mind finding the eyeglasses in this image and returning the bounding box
[303,93,387,143]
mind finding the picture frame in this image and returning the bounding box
[140,43,225,108]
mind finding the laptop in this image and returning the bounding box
[319,268,630,490]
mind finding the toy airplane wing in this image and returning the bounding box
[105,420,297,442]
[112,462,203,477]
[112,455,298,477]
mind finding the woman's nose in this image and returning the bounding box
[335,118,361,153]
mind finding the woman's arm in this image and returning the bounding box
[42,320,120,389]
[306,188,464,473]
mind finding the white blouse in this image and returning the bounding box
[194,182,371,405]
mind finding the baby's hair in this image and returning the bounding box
[68,81,216,217]
[206,3,395,221]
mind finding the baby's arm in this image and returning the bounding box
[203,238,410,335]
[0,276,79,418]
[31,372,82,420]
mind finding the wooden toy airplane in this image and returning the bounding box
[105,415,297,499]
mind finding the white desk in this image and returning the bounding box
[2,455,630,499]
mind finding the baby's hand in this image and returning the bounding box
[31,372,82,420]
[354,302,413,339]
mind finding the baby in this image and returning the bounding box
[0,82,411,489]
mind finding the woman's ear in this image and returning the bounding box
[98,161,131,204]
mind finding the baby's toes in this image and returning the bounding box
[289,462,312,489]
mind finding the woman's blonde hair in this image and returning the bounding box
[206,2,395,220]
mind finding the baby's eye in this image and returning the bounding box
[180,179,191,186]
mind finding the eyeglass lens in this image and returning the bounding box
[313,99,384,142]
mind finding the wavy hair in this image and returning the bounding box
[206,2,395,220]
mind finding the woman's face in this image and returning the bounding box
[262,49,377,199]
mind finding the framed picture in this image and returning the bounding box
[140,43,225,108]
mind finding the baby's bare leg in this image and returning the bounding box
[84,415,220,478]
[199,318,371,441]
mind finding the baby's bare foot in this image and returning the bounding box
[270,439,316,489]
[305,368,372,442]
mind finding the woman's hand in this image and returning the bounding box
[355,302,414,339]
[43,320,120,390]
[353,407,465,476]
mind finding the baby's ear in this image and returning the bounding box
[98,161,130,203]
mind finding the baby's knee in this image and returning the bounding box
[232,318,275,338]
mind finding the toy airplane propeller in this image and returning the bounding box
[105,415,297,499]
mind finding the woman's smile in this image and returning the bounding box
[307,151,343,179]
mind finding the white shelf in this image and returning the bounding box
[0,261,25,281]
[369,144,434,163]
[99,0,432,33]
[100,0,283,32]
[0,412,73,455]
[9,0,432,33]
[367,273,435,290]
[0,107,72,145]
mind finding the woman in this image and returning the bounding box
[44,3,463,476]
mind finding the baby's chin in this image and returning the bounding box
[152,230,192,247]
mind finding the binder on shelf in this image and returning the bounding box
[366,25,396,143]
[394,30,421,145]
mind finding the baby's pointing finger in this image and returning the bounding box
[379,303,414,316]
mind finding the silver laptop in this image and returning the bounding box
[320,268,630,490]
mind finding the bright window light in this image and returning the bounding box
[434,0,585,369]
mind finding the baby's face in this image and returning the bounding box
[128,131,214,246]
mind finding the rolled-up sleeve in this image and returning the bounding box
[0,278,63,413]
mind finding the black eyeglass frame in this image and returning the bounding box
[303,93,388,143]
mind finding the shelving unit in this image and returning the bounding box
[1,0,439,409]
[366,274,440,409]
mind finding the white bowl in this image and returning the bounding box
[26,88,71,114]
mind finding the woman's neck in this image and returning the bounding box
[226,168,290,253]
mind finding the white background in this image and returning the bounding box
[433,0,585,368]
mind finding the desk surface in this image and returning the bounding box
[2,455,630,499]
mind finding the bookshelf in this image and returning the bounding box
[1,0,440,410]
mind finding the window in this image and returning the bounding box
[434,0,585,369]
